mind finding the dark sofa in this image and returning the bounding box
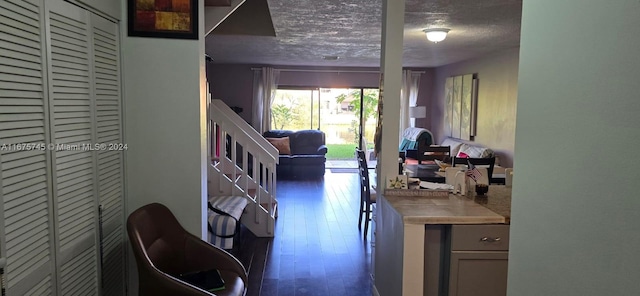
[263,130,328,179]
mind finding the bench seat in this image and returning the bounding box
[207,195,248,249]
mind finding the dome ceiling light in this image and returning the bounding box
[423,28,450,43]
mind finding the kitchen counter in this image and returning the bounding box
[374,185,512,296]
[384,185,511,224]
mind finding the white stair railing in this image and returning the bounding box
[208,97,277,237]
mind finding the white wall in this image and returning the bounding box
[122,38,207,234]
[120,3,207,293]
[121,0,207,237]
[508,1,640,295]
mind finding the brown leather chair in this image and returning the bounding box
[127,203,247,296]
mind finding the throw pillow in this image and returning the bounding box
[456,151,470,158]
[266,137,291,155]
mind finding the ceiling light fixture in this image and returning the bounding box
[423,28,450,43]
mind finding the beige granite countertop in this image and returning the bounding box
[383,185,512,225]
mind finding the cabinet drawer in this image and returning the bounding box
[451,225,510,251]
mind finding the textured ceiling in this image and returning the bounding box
[205,0,522,68]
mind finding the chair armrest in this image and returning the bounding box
[317,145,328,155]
[182,233,248,284]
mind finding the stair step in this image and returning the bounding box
[223,173,243,182]
[247,188,257,198]
[260,201,278,218]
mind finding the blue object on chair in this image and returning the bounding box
[399,127,434,162]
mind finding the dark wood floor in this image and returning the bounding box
[233,171,373,296]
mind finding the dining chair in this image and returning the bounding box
[356,149,376,239]
[420,145,451,163]
[452,156,496,185]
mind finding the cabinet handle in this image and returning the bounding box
[480,237,501,243]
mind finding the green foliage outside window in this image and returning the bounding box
[336,89,379,129]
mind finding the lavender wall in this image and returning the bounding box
[206,64,255,123]
[279,69,381,88]
[429,48,519,167]
[413,69,435,129]
[206,65,435,128]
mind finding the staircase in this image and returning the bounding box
[208,95,277,238]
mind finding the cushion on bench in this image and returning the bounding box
[207,195,248,249]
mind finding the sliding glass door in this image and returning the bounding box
[272,87,379,168]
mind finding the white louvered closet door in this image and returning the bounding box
[46,0,100,295]
[91,13,125,296]
[0,0,57,295]
[1,0,124,294]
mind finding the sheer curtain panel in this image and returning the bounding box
[252,67,280,133]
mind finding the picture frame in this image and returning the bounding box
[444,73,478,140]
[128,0,199,40]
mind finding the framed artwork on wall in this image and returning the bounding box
[128,0,198,39]
[444,77,453,138]
[452,75,462,138]
[460,74,473,139]
[445,73,478,140]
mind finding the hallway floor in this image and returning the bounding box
[237,171,373,296]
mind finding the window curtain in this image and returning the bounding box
[399,70,422,141]
[252,67,280,133]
